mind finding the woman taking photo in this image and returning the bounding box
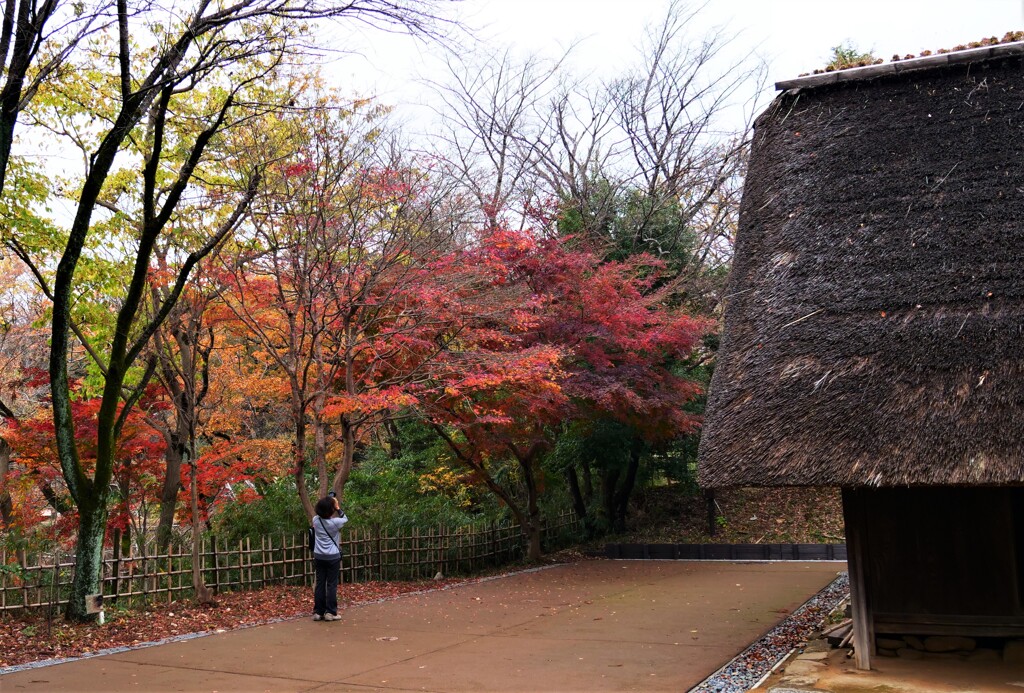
[311,493,348,621]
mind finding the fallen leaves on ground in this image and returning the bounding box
[0,578,470,669]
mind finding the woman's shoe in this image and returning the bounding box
[324,613,339,621]
[313,613,323,621]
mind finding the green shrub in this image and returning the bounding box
[212,478,307,543]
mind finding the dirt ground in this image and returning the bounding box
[1,560,839,693]
[623,486,845,545]
[754,638,1024,692]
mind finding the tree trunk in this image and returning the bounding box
[705,488,717,537]
[526,520,542,561]
[581,460,593,503]
[189,451,216,605]
[386,420,402,460]
[610,447,641,532]
[0,438,12,529]
[564,465,587,521]
[519,452,543,562]
[155,436,184,552]
[1,439,26,567]
[292,397,313,518]
[432,425,537,560]
[331,416,356,501]
[311,392,328,498]
[66,495,107,621]
[601,467,620,530]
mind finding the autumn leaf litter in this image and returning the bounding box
[0,574,508,672]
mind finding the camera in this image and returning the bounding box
[328,491,337,498]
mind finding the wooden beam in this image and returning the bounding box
[842,487,874,670]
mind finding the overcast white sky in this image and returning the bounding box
[324,0,1023,128]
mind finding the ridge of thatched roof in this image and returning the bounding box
[699,48,1024,489]
[777,38,1024,91]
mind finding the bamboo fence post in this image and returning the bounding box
[201,536,209,591]
[142,539,150,600]
[49,553,58,614]
[375,530,382,582]
[180,540,187,601]
[413,527,419,579]
[111,536,121,603]
[303,534,309,587]
[126,542,134,603]
[212,537,220,594]
[441,524,448,577]
[439,525,445,576]
[22,551,31,609]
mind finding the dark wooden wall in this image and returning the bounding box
[845,486,1024,637]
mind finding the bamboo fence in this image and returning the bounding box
[0,511,581,613]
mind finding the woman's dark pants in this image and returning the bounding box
[313,556,341,616]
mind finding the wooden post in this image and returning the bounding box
[842,487,874,670]
[705,488,717,537]
[21,551,30,609]
[243,537,250,588]
[375,530,383,582]
[412,527,419,579]
[212,537,220,594]
[303,534,309,587]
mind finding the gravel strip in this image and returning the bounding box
[689,572,850,693]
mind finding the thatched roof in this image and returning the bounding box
[699,49,1024,488]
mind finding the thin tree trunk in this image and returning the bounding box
[705,488,717,538]
[155,436,184,552]
[518,451,543,562]
[386,420,402,460]
[431,424,535,556]
[311,392,328,498]
[602,467,620,530]
[331,416,356,501]
[189,447,216,605]
[0,438,12,529]
[611,447,641,532]
[292,397,313,518]
[581,460,593,503]
[564,465,587,520]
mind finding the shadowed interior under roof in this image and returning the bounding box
[698,53,1024,488]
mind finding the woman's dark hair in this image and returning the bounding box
[315,496,335,519]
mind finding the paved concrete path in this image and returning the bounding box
[1,560,841,693]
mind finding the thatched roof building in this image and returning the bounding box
[700,42,1024,489]
[698,41,1024,670]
